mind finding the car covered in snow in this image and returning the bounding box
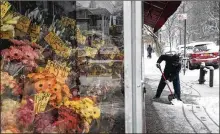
[188,42,219,69]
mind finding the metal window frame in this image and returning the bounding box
[123,1,133,133]
[124,1,143,133]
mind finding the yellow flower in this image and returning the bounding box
[73,101,81,110]
[81,97,94,105]
[92,107,101,119]
[64,100,70,107]
[80,102,93,110]
[80,109,91,119]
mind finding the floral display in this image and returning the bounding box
[1,39,42,71]
[27,71,72,107]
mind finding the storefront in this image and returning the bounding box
[0,1,180,133]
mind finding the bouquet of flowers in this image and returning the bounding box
[1,39,42,72]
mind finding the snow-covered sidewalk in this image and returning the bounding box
[144,53,219,133]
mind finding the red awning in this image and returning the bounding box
[144,1,181,33]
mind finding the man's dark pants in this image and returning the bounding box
[155,74,181,99]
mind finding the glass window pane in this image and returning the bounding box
[76,1,124,133]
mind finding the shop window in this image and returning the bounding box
[0,1,124,133]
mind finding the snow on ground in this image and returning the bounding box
[144,52,219,133]
[180,65,219,125]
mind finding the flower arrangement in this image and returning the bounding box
[63,96,101,132]
[54,106,83,133]
[1,39,42,71]
[27,71,72,108]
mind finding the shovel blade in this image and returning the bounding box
[168,94,175,101]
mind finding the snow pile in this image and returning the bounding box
[171,99,183,106]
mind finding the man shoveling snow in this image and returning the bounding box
[153,53,182,102]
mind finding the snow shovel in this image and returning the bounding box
[158,65,175,102]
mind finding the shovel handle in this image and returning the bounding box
[158,66,174,95]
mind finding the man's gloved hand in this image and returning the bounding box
[165,80,169,84]
[156,63,160,68]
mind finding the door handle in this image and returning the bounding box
[141,80,146,94]
[143,87,146,94]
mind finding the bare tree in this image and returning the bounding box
[161,1,219,48]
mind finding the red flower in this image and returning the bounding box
[54,106,82,133]
[19,45,34,52]
[23,51,35,60]
[19,45,39,60]
[9,46,23,60]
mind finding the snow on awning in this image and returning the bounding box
[144,1,181,33]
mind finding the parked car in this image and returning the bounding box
[176,44,195,57]
[188,42,219,70]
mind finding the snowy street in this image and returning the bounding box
[144,53,219,133]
